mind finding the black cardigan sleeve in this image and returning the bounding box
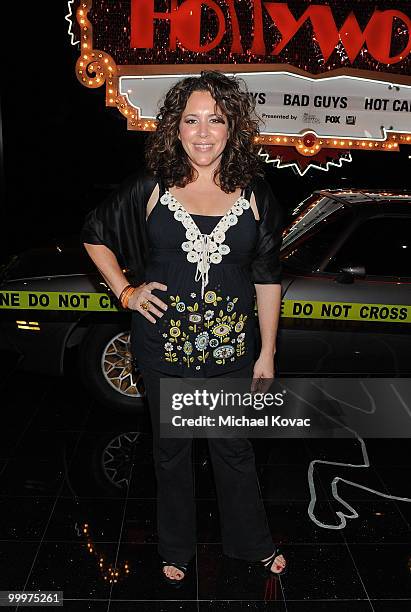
[249,176,284,284]
[80,170,158,285]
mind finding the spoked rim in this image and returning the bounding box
[101,331,145,397]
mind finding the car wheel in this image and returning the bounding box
[78,323,146,415]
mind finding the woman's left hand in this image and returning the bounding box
[251,353,275,393]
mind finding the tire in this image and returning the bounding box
[78,323,146,415]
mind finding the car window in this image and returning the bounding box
[325,216,411,277]
[282,210,353,273]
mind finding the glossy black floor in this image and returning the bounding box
[1,355,410,611]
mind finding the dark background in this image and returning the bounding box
[1,2,410,264]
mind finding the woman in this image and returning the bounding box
[81,70,286,586]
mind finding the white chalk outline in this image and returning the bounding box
[281,380,411,529]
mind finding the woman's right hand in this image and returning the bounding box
[127,282,168,323]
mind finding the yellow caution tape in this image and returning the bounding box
[0,290,121,311]
[1,291,410,323]
[281,299,411,323]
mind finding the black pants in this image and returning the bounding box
[140,363,275,565]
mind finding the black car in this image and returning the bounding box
[1,188,410,414]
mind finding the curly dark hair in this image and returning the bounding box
[144,70,266,193]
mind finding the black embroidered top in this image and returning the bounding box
[80,170,283,376]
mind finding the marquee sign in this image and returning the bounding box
[120,72,411,139]
[68,0,411,173]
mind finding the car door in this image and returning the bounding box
[277,209,411,375]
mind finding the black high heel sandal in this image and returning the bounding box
[161,560,189,588]
[259,548,287,577]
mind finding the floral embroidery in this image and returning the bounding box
[182,339,194,366]
[183,341,193,354]
[212,322,231,337]
[169,321,181,338]
[195,331,209,350]
[213,345,235,359]
[164,335,178,363]
[162,291,249,367]
[234,314,247,333]
[236,328,246,357]
[187,301,201,333]
[205,290,221,305]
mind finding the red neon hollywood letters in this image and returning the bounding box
[130,0,411,65]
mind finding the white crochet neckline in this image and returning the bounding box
[159,189,250,298]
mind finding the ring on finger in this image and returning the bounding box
[140,300,150,311]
